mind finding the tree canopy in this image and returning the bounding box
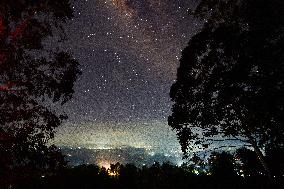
[0,0,81,185]
[169,0,284,178]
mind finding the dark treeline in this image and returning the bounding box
[13,149,284,189]
[169,0,284,183]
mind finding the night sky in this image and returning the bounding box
[50,0,201,159]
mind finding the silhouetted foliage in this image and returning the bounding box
[0,0,80,187]
[12,162,283,189]
[119,164,139,189]
[265,146,284,177]
[168,0,284,179]
[209,151,236,177]
[235,147,264,177]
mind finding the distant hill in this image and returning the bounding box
[59,146,183,167]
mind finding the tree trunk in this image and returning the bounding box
[247,135,273,182]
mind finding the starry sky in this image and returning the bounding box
[50,0,201,155]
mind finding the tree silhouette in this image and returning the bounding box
[0,0,80,187]
[11,161,283,189]
[265,146,284,177]
[168,0,284,180]
[118,164,139,189]
[235,148,263,177]
[209,151,236,177]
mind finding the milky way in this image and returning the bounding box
[51,0,201,155]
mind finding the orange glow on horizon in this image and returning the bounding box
[98,161,111,169]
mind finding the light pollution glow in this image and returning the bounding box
[52,121,181,155]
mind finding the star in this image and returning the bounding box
[52,0,200,160]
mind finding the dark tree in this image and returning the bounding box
[209,151,236,177]
[235,148,263,177]
[265,146,284,177]
[118,164,139,189]
[168,0,284,179]
[0,0,80,187]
